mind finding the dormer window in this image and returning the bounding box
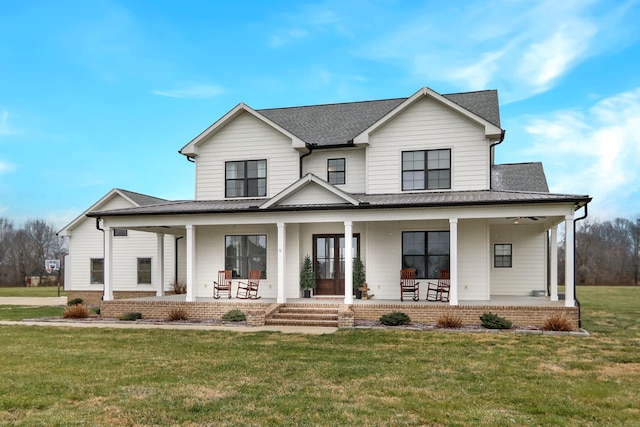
[402,149,451,190]
[225,159,267,197]
[327,158,345,185]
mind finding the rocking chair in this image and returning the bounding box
[236,270,262,299]
[400,269,420,301]
[213,270,232,299]
[426,270,450,302]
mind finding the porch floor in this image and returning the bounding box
[129,294,566,307]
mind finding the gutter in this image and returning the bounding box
[573,203,588,328]
[299,142,357,178]
[299,143,314,178]
[489,129,506,190]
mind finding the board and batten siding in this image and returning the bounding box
[366,97,490,194]
[490,225,547,295]
[195,112,300,200]
[66,195,176,291]
[301,148,366,193]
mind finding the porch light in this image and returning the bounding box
[513,218,520,224]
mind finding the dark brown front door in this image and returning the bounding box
[313,234,359,295]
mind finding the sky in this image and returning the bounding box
[1,0,639,229]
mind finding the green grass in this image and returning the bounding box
[1,286,639,426]
[0,286,66,297]
[0,305,64,320]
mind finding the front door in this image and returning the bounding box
[313,234,359,295]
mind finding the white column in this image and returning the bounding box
[550,226,559,301]
[449,218,459,305]
[156,233,165,297]
[564,215,575,307]
[277,222,286,304]
[186,225,196,302]
[344,221,354,304]
[103,225,114,301]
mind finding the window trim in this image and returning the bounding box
[327,158,346,185]
[401,149,451,191]
[494,243,512,268]
[401,231,450,279]
[224,234,267,279]
[90,258,104,285]
[137,257,152,284]
[225,159,267,198]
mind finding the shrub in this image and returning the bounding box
[380,311,411,326]
[63,304,89,319]
[543,313,574,331]
[436,313,463,329]
[222,309,246,322]
[167,308,189,321]
[120,312,143,321]
[67,298,84,306]
[480,312,513,329]
[170,280,187,295]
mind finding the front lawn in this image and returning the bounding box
[0,286,66,297]
[0,286,638,426]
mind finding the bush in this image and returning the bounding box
[120,312,143,321]
[380,311,411,326]
[170,280,186,295]
[63,304,89,319]
[167,308,189,321]
[436,313,463,329]
[480,312,513,329]
[67,298,84,306]
[222,309,246,322]
[543,313,574,331]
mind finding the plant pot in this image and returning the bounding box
[303,289,312,298]
[354,289,362,299]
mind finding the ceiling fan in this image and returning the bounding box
[507,216,546,224]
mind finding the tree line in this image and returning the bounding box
[0,218,67,287]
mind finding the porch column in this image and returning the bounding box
[564,215,575,307]
[344,221,354,304]
[186,224,196,302]
[449,218,459,305]
[103,225,114,301]
[550,226,559,301]
[156,233,165,297]
[277,222,286,303]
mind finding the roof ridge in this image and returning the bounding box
[256,97,407,111]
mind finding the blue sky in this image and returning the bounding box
[1,0,639,229]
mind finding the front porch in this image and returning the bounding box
[99,294,578,329]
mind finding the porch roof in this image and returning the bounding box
[87,189,591,217]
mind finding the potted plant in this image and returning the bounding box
[300,254,315,298]
[353,256,366,299]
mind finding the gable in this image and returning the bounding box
[268,182,352,207]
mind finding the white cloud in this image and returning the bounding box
[524,88,640,218]
[269,28,310,47]
[151,84,225,99]
[0,109,14,136]
[0,160,17,174]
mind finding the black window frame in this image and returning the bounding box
[402,231,450,279]
[137,257,152,284]
[113,228,128,237]
[494,243,512,268]
[225,234,267,279]
[327,158,346,185]
[402,149,451,191]
[90,258,104,284]
[225,159,267,198]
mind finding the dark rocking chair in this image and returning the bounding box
[236,270,262,299]
[426,270,450,302]
[213,270,232,299]
[400,269,420,301]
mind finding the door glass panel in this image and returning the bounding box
[316,237,335,279]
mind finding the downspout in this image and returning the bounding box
[96,218,105,300]
[179,151,196,163]
[175,236,183,283]
[573,203,588,328]
[299,143,315,178]
[489,130,506,189]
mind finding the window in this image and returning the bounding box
[137,258,152,284]
[90,258,104,284]
[225,160,267,197]
[494,244,512,268]
[402,231,450,279]
[113,228,128,237]
[225,235,267,279]
[327,158,345,185]
[402,149,451,190]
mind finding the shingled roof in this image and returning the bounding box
[491,162,550,193]
[118,189,167,206]
[257,89,501,147]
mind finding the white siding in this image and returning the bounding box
[366,97,489,194]
[457,219,489,300]
[490,225,547,295]
[280,184,350,206]
[195,112,300,200]
[302,148,366,193]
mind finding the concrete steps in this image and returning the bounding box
[265,305,339,327]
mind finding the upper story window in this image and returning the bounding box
[327,158,345,185]
[402,149,451,191]
[225,160,267,198]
